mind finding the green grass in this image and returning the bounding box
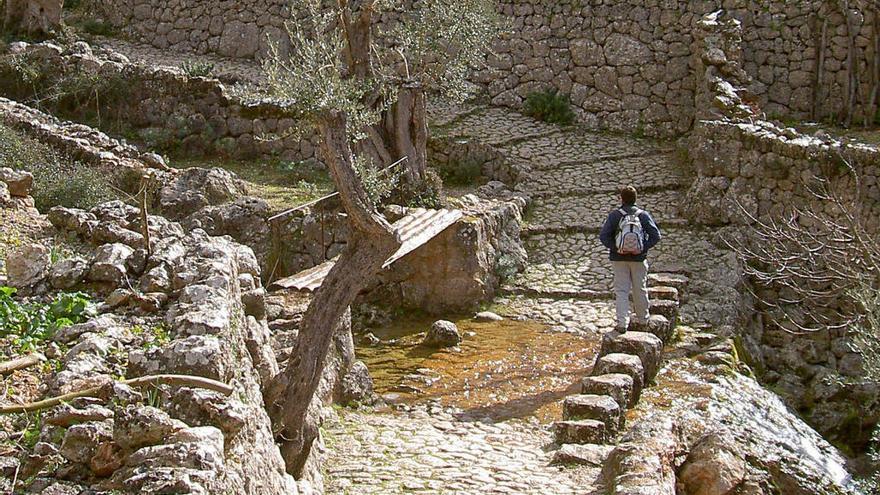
[0,124,117,211]
[171,157,334,211]
[523,89,576,126]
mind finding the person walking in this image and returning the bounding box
[599,185,662,332]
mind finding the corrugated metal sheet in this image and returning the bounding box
[270,208,463,292]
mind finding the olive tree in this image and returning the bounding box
[261,0,500,193]
[256,0,500,476]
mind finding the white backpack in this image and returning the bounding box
[615,208,644,255]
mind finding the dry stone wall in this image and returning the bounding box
[1,191,308,492]
[90,0,878,136]
[685,118,880,229]
[0,41,318,161]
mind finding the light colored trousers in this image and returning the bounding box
[613,260,649,329]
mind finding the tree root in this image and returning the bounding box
[0,353,46,376]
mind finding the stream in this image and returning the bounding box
[356,315,600,423]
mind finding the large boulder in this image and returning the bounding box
[49,257,89,289]
[0,167,33,197]
[113,405,189,451]
[184,197,271,268]
[158,168,247,220]
[678,433,747,495]
[60,421,113,464]
[87,243,134,284]
[7,243,50,290]
[3,0,64,35]
[339,360,376,405]
[422,320,462,348]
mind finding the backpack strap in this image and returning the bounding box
[618,208,628,216]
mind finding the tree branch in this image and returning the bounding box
[0,374,234,414]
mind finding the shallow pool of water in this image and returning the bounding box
[357,315,600,423]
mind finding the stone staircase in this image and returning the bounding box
[551,274,687,457]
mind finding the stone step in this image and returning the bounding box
[499,285,679,303]
[630,314,673,343]
[551,443,613,466]
[648,272,689,292]
[648,286,679,302]
[581,373,635,409]
[649,298,679,323]
[499,285,611,301]
[562,394,623,432]
[592,353,645,400]
[554,419,608,445]
[522,219,691,237]
[600,332,664,381]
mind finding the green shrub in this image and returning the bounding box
[81,19,116,36]
[180,60,215,78]
[29,161,116,210]
[438,157,483,186]
[0,124,116,210]
[354,156,400,207]
[0,286,95,353]
[138,127,179,154]
[523,89,576,126]
[405,168,445,209]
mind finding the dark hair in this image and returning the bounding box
[620,186,637,205]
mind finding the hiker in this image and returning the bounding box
[599,185,662,332]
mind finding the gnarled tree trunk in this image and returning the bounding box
[355,84,429,187]
[386,84,428,184]
[4,0,63,35]
[266,110,401,477]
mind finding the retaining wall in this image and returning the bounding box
[90,0,879,136]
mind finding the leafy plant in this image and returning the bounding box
[404,169,444,209]
[0,287,95,352]
[523,89,576,126]
[180,60,215,78]
[20,411,43,449]
[354,156,400,207]
[81,19,116,36]
[494,253,521,283]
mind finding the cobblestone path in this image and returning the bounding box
[322,405,600,495]
[322,103,735,494]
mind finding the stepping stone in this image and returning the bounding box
[649,299,679,322]
[592,353,644,400]
[648,286,679,302]
[581,373,635,408]
[551,443,614,466]
[600,332,663,381]
[562,394,623,431]
[648,273,689,292]
[641,314,673,343]
[554,419,607,445]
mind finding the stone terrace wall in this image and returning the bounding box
[478,0,878,135]
[0,41,318,161]
[685,118,880,230]
[90,0,878,136]
[684,118,880,447]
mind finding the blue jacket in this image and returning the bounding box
[599,204,661,262]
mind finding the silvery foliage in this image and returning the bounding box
[257,0,501,142]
